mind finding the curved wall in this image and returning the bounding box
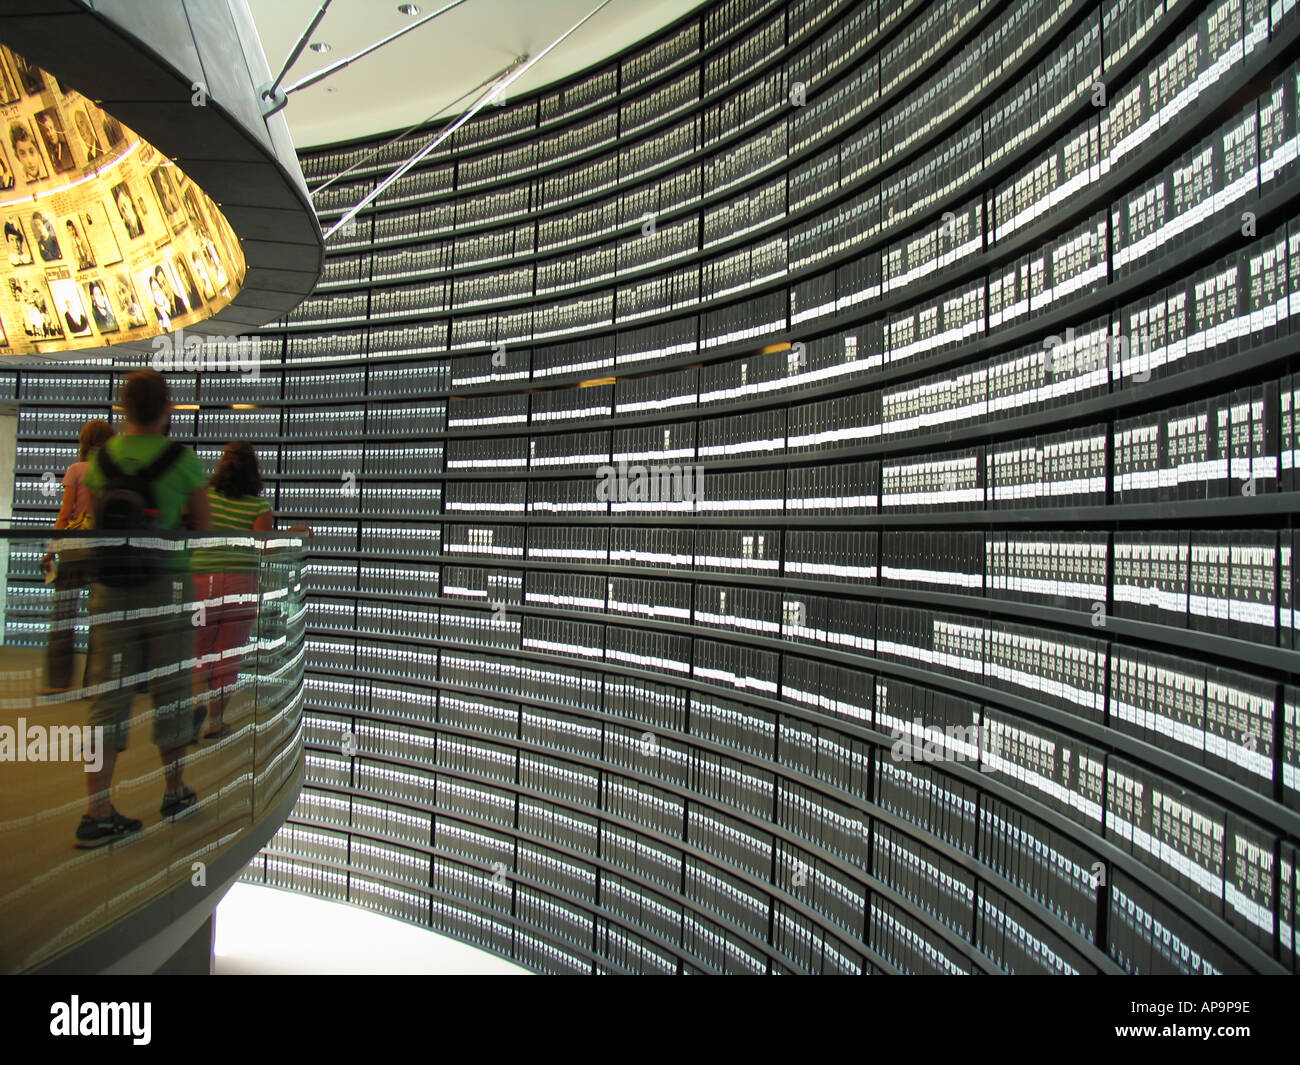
[20,0,1300,973]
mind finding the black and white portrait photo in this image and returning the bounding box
[65,217,95,270]
[74,108,103,163]
[50,279,91,336]
[4,218,33,266]
[30,211,61,261]
[0,47,21,105]
[114,272,148,328]
[85,280,118,333]
[10,51,43,96]
[150,165,184,231]
[111,181,144,239]
[10,121,45,185]
[34,107,75,174]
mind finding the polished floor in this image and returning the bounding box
[215,883,529,974]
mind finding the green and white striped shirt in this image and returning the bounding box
[191,487,271,572]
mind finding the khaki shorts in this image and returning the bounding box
[84,572,198,752]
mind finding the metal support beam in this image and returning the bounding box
[262,0,471,117]
[323,0,615,241]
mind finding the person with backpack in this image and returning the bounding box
[76,369,211,848]
[41,418,113,693]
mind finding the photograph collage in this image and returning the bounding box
[0,44,246,355]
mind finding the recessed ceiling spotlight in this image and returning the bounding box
[398,3,420,14]
[309,41,331,53]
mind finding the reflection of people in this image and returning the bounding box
[5,220,32,265]
[10,122,43,183]
[35,109,74,173]
[41,419,114,692]
[31,211,60,260]
[115,274,147,327]
[62,296,88,334]
[66,219,94,269]
[77,370,212,847]
[191,442,272,739]
[87,281,117,332]
[111,182,143,238]
[74,109,102,161]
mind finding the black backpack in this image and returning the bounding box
[93,441,186,586]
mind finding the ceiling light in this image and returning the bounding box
[398,4,420,14]
[309,41,331,53]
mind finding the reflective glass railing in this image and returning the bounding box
[0,530,306,972]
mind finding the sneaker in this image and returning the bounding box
[75,809,143,849]
[160,785,198,818]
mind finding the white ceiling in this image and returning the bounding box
[248,0,705,149]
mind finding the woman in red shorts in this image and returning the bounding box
[191,442,276,739]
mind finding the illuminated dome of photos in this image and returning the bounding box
[0,42,245,357]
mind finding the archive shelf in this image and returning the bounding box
[305,579,1300,682]
[266,121,1297,423]
[287,0,1260,352]
[298,652,1277,971]
[18,0,1300,974]
[298,0,1087,297]
[259,838,725,975]
[284,763,970,973]
[301,0,942,225]
[251,494,1300,527]
[304,701,1125,972]
[287,743,1092,974]
[251,848,657,974]
[300,619,1299,833]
